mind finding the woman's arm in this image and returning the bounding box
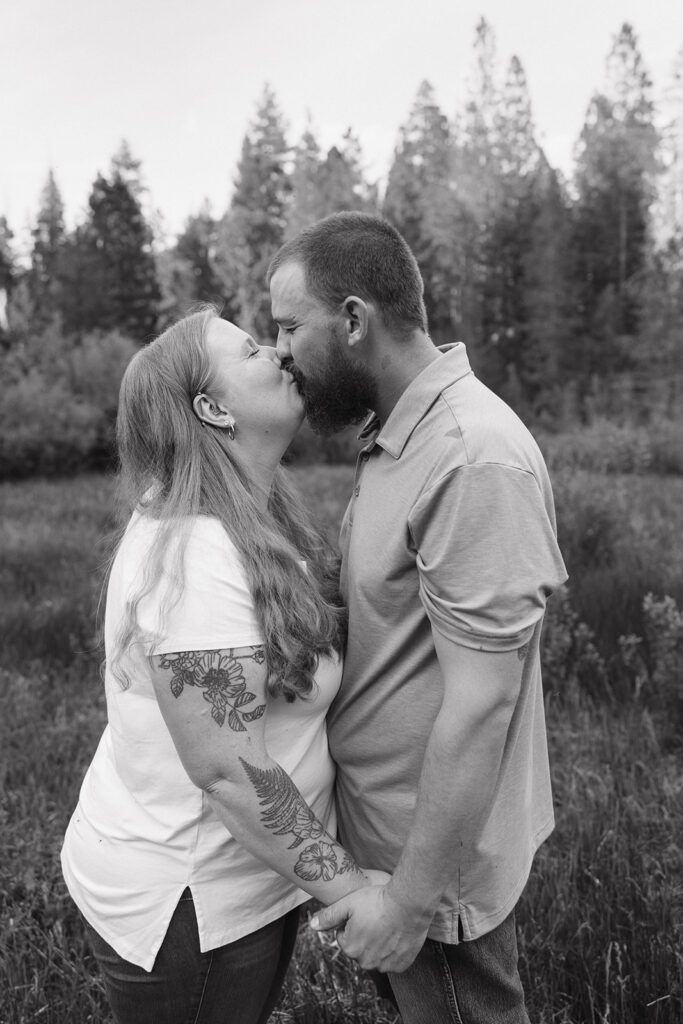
[150,645,376,904]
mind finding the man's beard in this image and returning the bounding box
[285,334,377,436]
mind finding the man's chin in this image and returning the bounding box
[294,355,375,436]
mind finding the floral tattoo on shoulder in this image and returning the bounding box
[158,648,266,731]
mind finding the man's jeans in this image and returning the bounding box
[83,889,300,1024]
[375,911,530,1024]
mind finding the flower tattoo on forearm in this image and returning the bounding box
[158,648,266,730]
[295,842,359,882]
[239,757,364,883]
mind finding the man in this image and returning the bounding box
[268,212,567,1023]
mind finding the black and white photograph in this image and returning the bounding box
[1,1,681,1022]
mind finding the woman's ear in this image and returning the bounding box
[193,393,234,429]
[342,296,370,349]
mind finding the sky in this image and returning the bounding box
[2,0,682,247]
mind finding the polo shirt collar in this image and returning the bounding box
[358,343,472,459]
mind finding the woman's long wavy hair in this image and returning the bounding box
[109,308,346,700]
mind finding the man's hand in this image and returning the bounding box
[310,884,431,973]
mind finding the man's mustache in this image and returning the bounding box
[282,358,306,394]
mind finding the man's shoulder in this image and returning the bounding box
[424,374,545,475]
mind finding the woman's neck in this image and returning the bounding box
[232,447,280,515]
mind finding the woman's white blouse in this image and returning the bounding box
[61,513,342,971]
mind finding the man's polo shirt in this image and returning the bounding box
[327,343,567,944]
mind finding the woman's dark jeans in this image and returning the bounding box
[83,890,300,1024]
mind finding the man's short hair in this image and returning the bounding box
[267,212,428,337]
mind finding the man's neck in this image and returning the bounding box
[372,332,440,426]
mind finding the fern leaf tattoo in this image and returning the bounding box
[239,758,325,849]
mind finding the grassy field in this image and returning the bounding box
[1,465,682,1023]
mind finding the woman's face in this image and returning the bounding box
[204,318,304,441]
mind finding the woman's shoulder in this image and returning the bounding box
[120,512,241,573]
[185,514,240,557]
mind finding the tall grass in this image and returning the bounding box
[1,464,681,1023]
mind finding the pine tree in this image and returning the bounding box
[480,55,545,397]
[384,80,463,342]
[0,217,14,334]
[227,85,290,339]
[29,169,66,324]
[176,201,223,304]
[287,123,377,242]
[640,48,683,408]
[287,123,323,238]
[653,46,683,249]
[495,56,539,179]
[318,129,376,217]
[61,143,160,341]
[457,17,502,221]
[156,201,233,328]
[452,19,507,364]
[571,24,659,374]
[520,159,577,416]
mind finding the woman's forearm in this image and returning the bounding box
[203,754,369,904]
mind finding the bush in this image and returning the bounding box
[552,470,683,654]
[539,418,683,476]
[0,326,137,479]
[0,370,101,478]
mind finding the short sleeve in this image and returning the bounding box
[409,464,568,652]
[139,517,264,655]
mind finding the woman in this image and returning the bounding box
[61,310,385,1024]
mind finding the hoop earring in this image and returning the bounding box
[226,423,235,440]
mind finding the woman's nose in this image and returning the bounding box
[259,345,281,367]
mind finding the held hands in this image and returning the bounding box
[310,881,431,973]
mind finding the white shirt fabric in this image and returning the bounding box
[61,512,342,971]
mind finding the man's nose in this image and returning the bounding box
[275,333,291,361]
[259,345,281,367]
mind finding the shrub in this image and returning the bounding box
[0,326,137,479]
[539,418,683,476]
[641,593,683,733]
[552,471,683,654]
[542,587,608,699]
[0,370,101,479]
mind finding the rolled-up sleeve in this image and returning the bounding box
[410,463,568,652]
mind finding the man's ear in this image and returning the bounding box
[192,393,233,428]
[342,296,370,349]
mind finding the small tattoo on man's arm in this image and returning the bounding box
[517,643,530,662]
[158,649,266,730]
